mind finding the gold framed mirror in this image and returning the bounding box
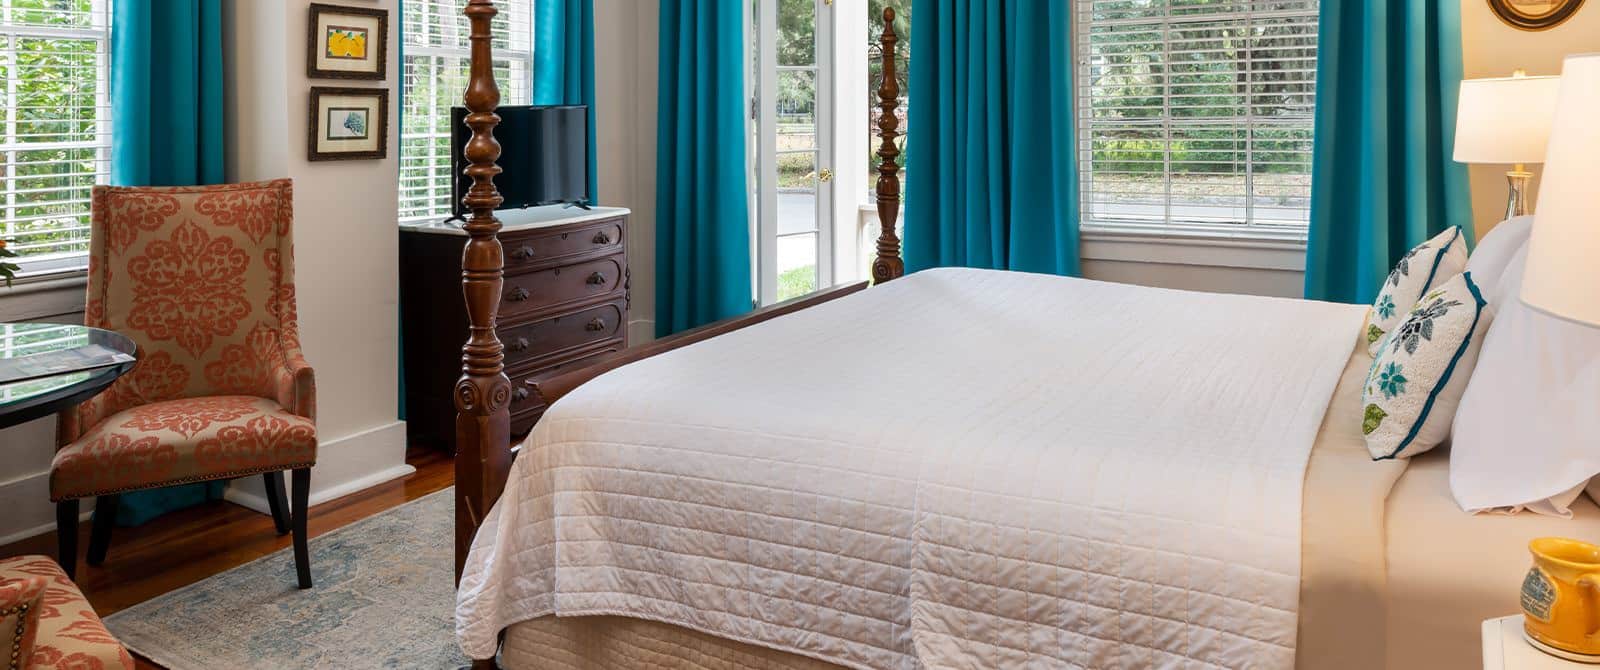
[1488,0,1586,30]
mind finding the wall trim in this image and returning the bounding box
[0,274,87,321]
[225,420,413,514]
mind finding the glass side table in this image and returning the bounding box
[0,323,137,431]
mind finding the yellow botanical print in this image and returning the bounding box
[325,27,368,60]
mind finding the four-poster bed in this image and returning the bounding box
[445,3,1600,669]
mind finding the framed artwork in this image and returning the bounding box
[307,3,388,79]
[308,86,388,161]
[1487,0,1586,30]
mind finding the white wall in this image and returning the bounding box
[594,0,660,343]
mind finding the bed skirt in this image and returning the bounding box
[502,615,847,670]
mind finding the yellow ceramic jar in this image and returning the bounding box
[1523,537,1600,658]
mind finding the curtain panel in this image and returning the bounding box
[534,0,599,205]
[903,0,1079,276]
[1303,0,1474,304]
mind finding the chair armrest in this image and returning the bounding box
[275,344,316,421]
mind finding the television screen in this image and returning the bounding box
[450,104,589,217]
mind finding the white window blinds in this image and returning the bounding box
[0,0,111,276]
[400,0,531,223]
[1077,1,1318,234]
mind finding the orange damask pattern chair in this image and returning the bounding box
[51,179,316,589]
[0,555,134,670]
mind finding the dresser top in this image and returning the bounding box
[400,205,631,236]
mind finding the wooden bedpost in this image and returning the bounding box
[872,7,905,285]
[455,0,513,585]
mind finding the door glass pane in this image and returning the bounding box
[777,0,815,66]
[777,232,818,301]
[777,151,817,237]
[777,69,816,150]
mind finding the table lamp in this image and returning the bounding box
[1522,53,1600,327]
[1453,71,1562,220]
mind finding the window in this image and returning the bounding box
[399,0,531,223]
[0,0,112,277]
[1077,1,1318,235]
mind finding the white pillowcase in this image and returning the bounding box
[1363,271,1491,460]
[1450,243,1600,516]
[1366,227,1468,355]
[1465,215,1533,306]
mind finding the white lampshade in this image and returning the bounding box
[1454,74,1562,164]
[1522,54,1600,327]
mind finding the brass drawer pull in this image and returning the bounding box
[507,287,529,302]
[586,272,606,286]
[512,387,529,402]
[592,231,612,245]
[585,318,606,332]
[509,337,529,352]
[512,246,535,260]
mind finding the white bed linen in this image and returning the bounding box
[457,268,1368,669]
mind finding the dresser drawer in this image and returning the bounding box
[507,343,624,435]
[501,299,625,368]
[501,254,624,318]
[503,218,624,272]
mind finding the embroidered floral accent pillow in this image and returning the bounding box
[1366,226,1468,356]
[1363,271,1490,460]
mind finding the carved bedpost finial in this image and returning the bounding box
[872,6,905,285]
[455,0,513,584]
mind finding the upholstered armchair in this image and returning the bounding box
[0,554,134,670]
[51,179,317,588]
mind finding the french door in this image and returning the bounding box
[751,0,835,305]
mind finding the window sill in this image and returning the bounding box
[1081,223,1306,272]
[0,271,89,322]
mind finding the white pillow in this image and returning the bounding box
[1450,244,1600,515]
[1366,227,1468,355]
[1465,215,1533,306]
[1363,271,1490,460]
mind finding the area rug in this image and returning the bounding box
[104,488,470,669]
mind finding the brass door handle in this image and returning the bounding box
[818,168,834,183]
[585,318,606,332]
[586,272,606,286]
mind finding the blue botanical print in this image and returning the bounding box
[1376,362,1407,398]
[1391,293,1463,356]
[1386,247,1423,288]
[1375,293,1397,320]
[343,111,366,136]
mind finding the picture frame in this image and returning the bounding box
[307,3,388,80]
[1487,0,1586,30]
[308,86,389,161]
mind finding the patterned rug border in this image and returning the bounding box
[104,486,458,670]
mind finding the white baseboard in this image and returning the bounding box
[627,318,655,345]
[0,420,412,544]
[224,420,414,514]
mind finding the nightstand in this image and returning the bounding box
[1485,616,1598,668]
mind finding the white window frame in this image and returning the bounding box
[399,0,532,224]
[0,0,113,280]
[1074,2,1318,243]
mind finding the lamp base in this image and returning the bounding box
[1505,167,1533,220]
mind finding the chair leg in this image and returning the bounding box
[263,471,290,535]
[291,468,312,589]
[56,499,79,580]
[87,494,118,566]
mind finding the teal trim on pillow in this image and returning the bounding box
[1378,271,1486,460]
[1419,227,1463,295]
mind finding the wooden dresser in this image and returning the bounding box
[400,206,631,451]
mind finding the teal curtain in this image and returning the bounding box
[111,0,225,186]
[1303,1,1474,304]
[654,1,752,336]
[903,0,1078,276]
[109,0,227,525]
[534,0,598,205]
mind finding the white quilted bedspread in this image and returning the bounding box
[457,268,1368,669]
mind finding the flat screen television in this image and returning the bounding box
[450,104,589,218]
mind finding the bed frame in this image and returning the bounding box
[452,0,907,583]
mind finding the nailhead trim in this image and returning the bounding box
[5,601,29,670]
[51,462,317,502]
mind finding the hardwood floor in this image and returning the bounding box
[0,446,454,670]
